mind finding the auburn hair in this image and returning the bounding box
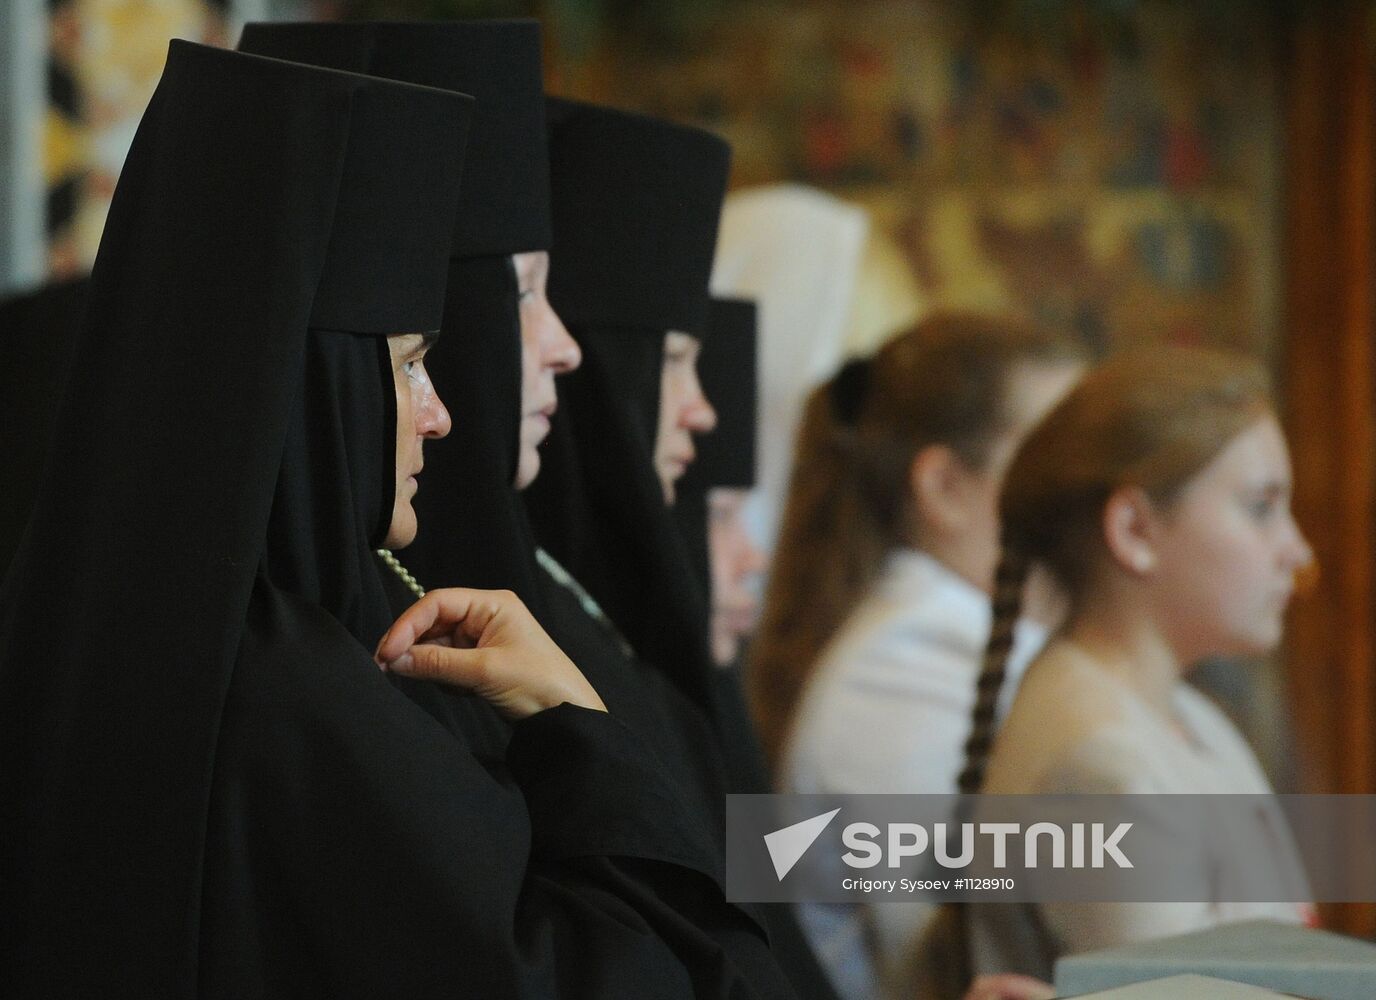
[747,313,1084,776]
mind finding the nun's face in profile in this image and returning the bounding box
[385,332,451,549]
[514,251,581,490]
[654,331,717,505]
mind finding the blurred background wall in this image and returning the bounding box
[2,0,1372,931]
[8,0,1287,365]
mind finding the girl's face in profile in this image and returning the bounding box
[386,332,451,549]
[1145,415,1312,659]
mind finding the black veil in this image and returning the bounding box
[407,254,548,603]
[262,330,398,648]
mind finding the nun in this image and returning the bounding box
[527,98,726,712]
[672,296,767,669]
[235,19,572,765]
[709,184,869,559]
[236,19,576,617]
[0,42,792,998]
[526,99,841,1000]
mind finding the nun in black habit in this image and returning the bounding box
[673,296,763,668]
[526,100,841,1000]
[236,18,571,768]
[528,99,726,713]
[673,305,774,787]
[0,42,790,999]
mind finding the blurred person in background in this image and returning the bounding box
[750,314,1085,999]
[710,184,869,560]
[673,297,768,668]
[928,345,1314,994]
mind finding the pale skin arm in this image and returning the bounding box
[374,588,607,720]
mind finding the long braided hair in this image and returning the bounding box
[748,313,1084,776]
[928,345,1273,994]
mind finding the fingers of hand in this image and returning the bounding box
[387,642,556,720]
[375,594,444,665]
[372,587,600,719]
[376,588,491,666]
[445,590,537,652]
[386,640,486,687]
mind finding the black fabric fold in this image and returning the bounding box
[204,584,786,999]
[0,276,88,579]
[681,297,759,493]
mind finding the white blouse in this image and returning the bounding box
[781,548,1047,999]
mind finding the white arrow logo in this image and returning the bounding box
[763,808,841,881]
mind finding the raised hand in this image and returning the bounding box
[375,588,607,720]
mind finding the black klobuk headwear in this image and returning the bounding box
[545,97,730,338]
[238,18,549,258]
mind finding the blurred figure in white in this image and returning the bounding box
[710,184,869,557]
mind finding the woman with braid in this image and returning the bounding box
[749,314,1084,999]
[951,345,1315,986]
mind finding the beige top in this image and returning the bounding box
[967,643,1311,983]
